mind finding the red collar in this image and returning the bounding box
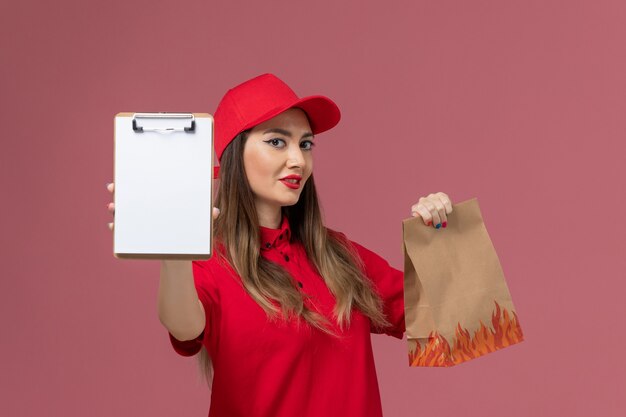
[259,215,291,251]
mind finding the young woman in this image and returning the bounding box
[106,73,453,417]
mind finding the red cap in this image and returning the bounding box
[213,73,341,178]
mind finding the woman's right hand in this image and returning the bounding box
[106,182,220,231]
[106,182,115,231]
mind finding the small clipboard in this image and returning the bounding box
[113,112,214,260]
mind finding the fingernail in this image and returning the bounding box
[435,223,441,229]
[442,222,447,228]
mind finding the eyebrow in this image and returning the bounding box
[263,128,314,139]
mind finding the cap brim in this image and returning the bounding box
[292,95,341,135]
[240,95,341,136]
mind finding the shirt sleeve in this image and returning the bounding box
[168,260,215,357]
[343,235,406,339]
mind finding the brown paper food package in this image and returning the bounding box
[403,197,524,367]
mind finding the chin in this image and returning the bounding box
[281,197,300,206]
[277,193,301,206]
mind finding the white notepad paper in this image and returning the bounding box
[113,112,214,259]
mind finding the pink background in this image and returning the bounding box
[1,0,624,416]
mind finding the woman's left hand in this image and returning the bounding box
[410,192,453,229]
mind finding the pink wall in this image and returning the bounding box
[1,0,624,416]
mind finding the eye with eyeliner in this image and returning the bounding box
[264,138,315,150]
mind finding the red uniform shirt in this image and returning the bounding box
[169,215,405,417]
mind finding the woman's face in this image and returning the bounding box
[243,107,315,218]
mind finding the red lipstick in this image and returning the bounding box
[279,175,302,189]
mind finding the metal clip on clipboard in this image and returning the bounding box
[132,113,196,133]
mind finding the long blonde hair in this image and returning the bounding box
[197,130,391,387]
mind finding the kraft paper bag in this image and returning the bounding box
[402,197,524,367]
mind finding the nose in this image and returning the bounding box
[286,144,306,168]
